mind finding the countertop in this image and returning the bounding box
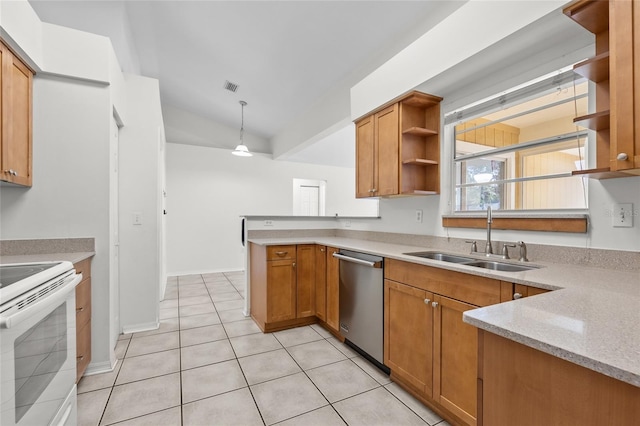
[0,252,95,265]
[249,237,640,387]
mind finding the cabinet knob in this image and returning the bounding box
[371,188,377,193]
[432,301,439,308]
[424,298,431,305]
[513,293,523,300]
[275,251,288,256]
[3,169,17,176]
[77,356,84,361]
[292,262,296,268]
[617,153,628,161]
[76,307,84,312]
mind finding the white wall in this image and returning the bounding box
[117,74,164,333]
[165,144,377,275]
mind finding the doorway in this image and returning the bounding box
[293,178,326,216]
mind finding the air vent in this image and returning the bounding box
[224,80,239,93]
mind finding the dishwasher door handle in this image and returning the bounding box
[332,253,382,268]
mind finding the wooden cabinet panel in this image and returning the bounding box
[75,278,91,329]
[375,104,399,197]
[356,116,375,198]
[479,331,640,425]
[296,245,315,318]
[74,258,92,383]
[267,245,296,260]
[433,295,478,426]
[1,40,33,187]
[384,279,433,397]
[266,259,297,323]
[315,245,327,321]
[325,246,340,332]
[76,321,91,383]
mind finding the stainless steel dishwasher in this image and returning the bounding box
[333,250,388,372]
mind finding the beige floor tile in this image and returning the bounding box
[131,318,179,338]
[327,337,360,358]
[118,333,132,341]
[218,308,249,323]
[125,332,180,358]
[159,306,178,320]
[286,340,347,370]
[211,291,243,302]
[275,405,346,426]
[163,288,178,300]
[223,318,262,338]
[158,299,178,309]
[251,372,328,425]
[179,295,212,307]
[179,312,221,330]
[178,275,203,285]
[205,282,238,294]
[78,362,122,394]
[214,299,244,311]
[111,407,181,426]
[181,359,247,403]
[100,373,181,425]
[385,382,443,425]
[182,387,263,426]
[307,359,379,403]
[180,324,228,347]
[177,286,209,298]
[310,323,334,339]
[181,339,235,370]
[179,302,216,317]
[274,325,324,347]
[115,349,180,385]
[114,339,130,360]
[202,272,226,279]
[77,388,111,426]
[230,332,283,358]
[238,348,301,385]
[332,387,426,426]
[351,356,391,385]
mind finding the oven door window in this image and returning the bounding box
[14,304,67,422]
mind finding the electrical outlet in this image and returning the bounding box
[132,212,143,225]
[344,220,351,228]
[264,220,273,227]
[612,203,633,228]
[415,209,423,223]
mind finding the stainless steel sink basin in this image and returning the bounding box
[464,261,540,272]
[403,252,475,264]
[403,251,542,272]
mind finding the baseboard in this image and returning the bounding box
[84,358,119,376]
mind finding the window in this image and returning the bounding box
[448,68,589,212]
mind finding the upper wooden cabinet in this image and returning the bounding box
[355,91,443,198]
[1,40,33,187]
[564,0,640,178]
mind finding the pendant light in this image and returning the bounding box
[232,100,252,157]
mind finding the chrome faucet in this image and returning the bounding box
[517,241,529,262]
[485,206,493,254]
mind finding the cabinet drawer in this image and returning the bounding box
[76,321,91,382]
[76,277,91,329]
[267,246,296,260]
[385,258,501,307]
[74,258,92,279]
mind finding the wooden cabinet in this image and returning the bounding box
[325,246,340,333]
[478,330,640,426]
[355,91,442,198]
[501,282,551,301]
[250,243,317,332]
[74,258,92,383]
[384,258,502,426]
[564,0,640,178]
[314,245,327,321]
[1,40,33,187]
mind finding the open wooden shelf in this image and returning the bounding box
[403,158,438,166]
[406,190,438,195]
[401,92,442,109]
[573,110,610,130]
[563,0,609,34]
[571,167,637,179]
[573,52,610,83]
[402,127,438,136]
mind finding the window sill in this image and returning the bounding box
[442,214,588,233]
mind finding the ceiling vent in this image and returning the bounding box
[224,80,239,93]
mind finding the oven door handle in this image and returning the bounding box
[0,274,82,329]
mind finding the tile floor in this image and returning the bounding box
[77,271,451,426]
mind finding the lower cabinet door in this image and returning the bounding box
[296,245,316,318]
[384,279,433,397]
[433,294,478,426]
[266,259,297,322]
[325,247,340,332]
[76,321,91,382]
[315,245,327,321]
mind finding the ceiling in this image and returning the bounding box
[28,0,464,164]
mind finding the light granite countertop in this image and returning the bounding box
[249,237,640,387]
[0,252,95,265]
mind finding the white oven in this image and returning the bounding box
[0,261,81,426]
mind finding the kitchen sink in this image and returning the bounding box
[403,251,542,272]
[463,260,540,272]
[403,251,475,264]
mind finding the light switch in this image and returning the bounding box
[133,212,143,226]
[612,203,633,228]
